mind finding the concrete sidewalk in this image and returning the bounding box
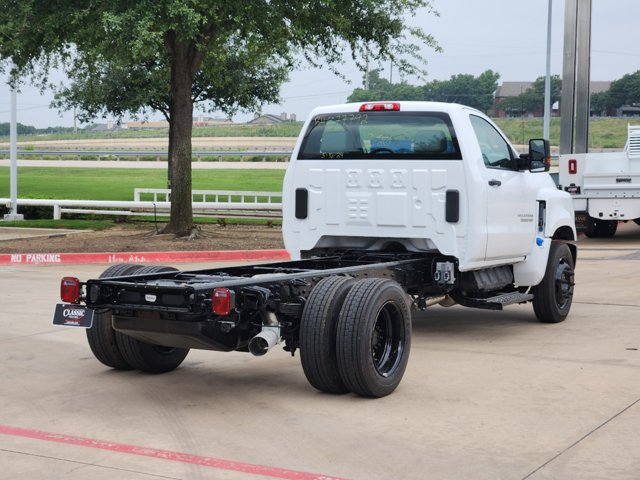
[0,226,84,241]
[0,223,639,479]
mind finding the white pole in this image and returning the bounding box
[4,83,24,221]
[543,0,553,141]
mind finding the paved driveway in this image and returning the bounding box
[1,225,639,479]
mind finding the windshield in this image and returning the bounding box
[298,111,461,160]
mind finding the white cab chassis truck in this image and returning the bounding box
[558,124,640,237]
[54,102,577,398]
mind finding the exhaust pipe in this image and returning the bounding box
[249,328,280,356]
[248,312,281,356]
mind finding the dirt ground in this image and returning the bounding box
[0,223,285,254]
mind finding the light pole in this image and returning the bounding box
[543,0,553,141]
[4,83,24,221]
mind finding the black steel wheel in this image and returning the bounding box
[532,241,575,323]
[336,278,412,398]
[86,263,143,370]
[300,275,356,394]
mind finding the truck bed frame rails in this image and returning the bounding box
[84,252,443,315]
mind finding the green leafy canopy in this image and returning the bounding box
[0,0,440,235]
[1,0,439,121]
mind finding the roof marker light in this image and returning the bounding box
[359,102,400,112]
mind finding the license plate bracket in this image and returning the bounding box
[52,304,94,328]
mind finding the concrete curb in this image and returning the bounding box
[0,249,290,266]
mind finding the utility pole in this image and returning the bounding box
[560,0,592,154]
[4,84,24,221]
[543,0,553,141]
[364,56,370,90]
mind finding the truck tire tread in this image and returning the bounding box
[532,241,575,323]
[336,278,411,398]
[114,332,189,373]
[86,263,143,370]
[300,275,356,394]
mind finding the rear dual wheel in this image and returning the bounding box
[301,276,412,398]
[584,218,617,238]
[300,276,356,394]
[86,264,189,373]
[86,263,143,370]
[337,279,412,398]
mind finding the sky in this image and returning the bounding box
[2,0,640,128]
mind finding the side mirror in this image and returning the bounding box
[527,138,551,172]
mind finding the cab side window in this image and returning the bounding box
[470,115,517,170]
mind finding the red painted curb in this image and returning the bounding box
[0,249,290,266]
[0,424,347,480]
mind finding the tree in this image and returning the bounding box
[347,70,424,102]
[590,91,611,116]
[0,123,37,136]
[1,1,438,236]
[607,70,640,108]
[423,70,500,113]
[498,75,561,116]
[348,70,500,113]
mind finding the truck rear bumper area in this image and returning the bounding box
[112,314,238,352]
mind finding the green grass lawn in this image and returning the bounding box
[0,168,285,200]
[494,116,632,149]
[0,218,114,229]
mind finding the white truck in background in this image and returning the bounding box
[558,125,640,237]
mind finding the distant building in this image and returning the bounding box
[247,112,297,125]
[192,115,234,127]
[126,120,170,130]
[125,116,234,130]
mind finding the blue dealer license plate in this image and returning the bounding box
[53,304,94,328]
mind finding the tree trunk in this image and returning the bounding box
[162,44,194,236]
[167,109,173,190]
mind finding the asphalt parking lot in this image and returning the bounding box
[1,224,639,479]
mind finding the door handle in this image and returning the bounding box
[488,179,502,187]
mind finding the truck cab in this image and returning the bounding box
[283,101,575,282]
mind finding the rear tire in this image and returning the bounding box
[532,241,575,323]
[336,278,412,398]
[115,333,189,373]
[113,265,189,373]
[585,218,617,238]
[86,263,143,370]
[300,276,356,394]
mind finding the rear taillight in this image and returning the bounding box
[359,102,400,112]
[568,158,577,174]
[212,288,235,316]
[60,277,81,304]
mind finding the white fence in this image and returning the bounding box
[1,189,283,220]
